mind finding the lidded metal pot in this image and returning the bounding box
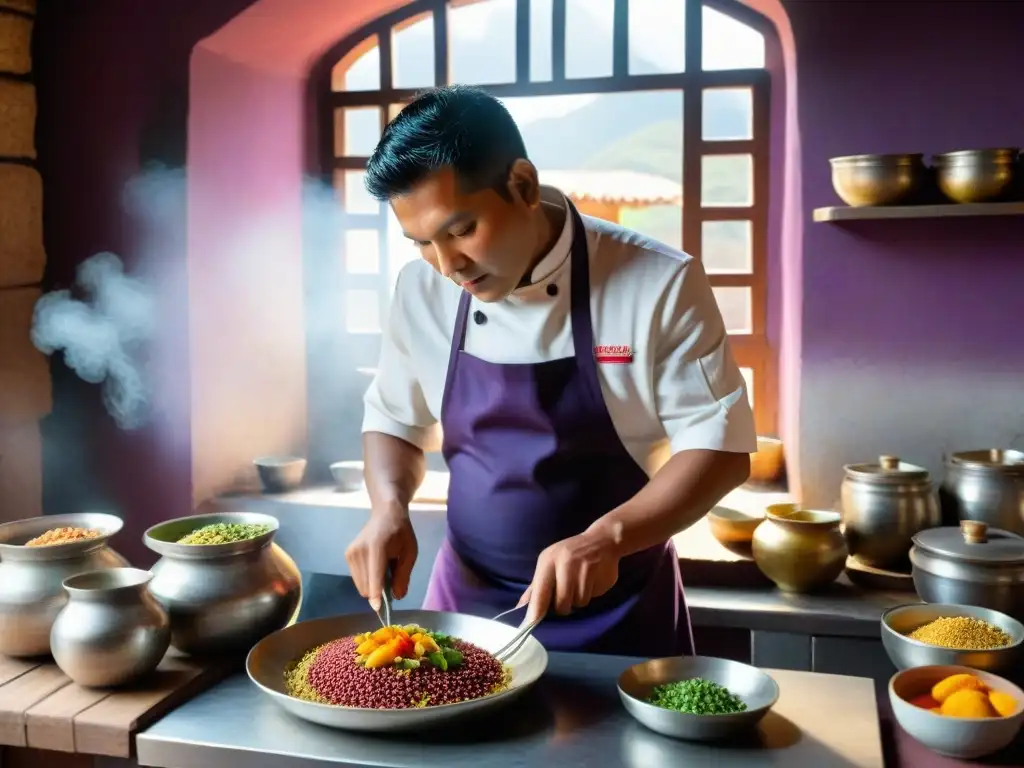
[940,449,1024,536]
[910,520,1024,621]
[0,513,129,658]
[143,511,302,657]
[840,455,941,570]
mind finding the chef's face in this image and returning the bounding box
[390,162,544,302]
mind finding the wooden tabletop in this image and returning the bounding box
[0,652,229,759]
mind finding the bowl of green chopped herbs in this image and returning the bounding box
[617,655,780,741]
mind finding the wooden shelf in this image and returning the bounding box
[813,201,1024,222]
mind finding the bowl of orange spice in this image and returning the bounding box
[890,665,1024,759]
[0,513,128,657]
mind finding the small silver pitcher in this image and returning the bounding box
[50,567,170,688]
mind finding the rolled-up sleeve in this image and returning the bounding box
[654,256,757,455]
[361,269,440,450]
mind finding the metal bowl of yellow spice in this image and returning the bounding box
[881,603,1024,674]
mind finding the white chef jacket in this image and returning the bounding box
[362,186,757,475]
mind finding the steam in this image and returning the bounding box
[28,162,357,445]
[31,251,156,430]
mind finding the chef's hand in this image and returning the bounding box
[518,527,623,624]
[345,505,418,612]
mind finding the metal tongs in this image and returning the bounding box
[491,604,542,664]
[374,564,394,628]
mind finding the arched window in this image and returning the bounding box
[311,0,773,466]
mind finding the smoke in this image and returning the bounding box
[31,251,156,430]
[28,162,362,449]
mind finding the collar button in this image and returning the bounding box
[546,283,559,297]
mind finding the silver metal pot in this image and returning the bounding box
[50,567,170,687]
[910,520,1024,621]
[840,455,941,569]
[143,511,302,657]
[0,513,129,658]
[941,449,1024,536]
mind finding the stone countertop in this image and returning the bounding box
[136,652,885,768]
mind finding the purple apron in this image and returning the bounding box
[423,201,694,658]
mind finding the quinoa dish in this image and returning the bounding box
[284,624,511,709]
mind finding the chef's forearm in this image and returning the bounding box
[588,450,751,557]
[362,431,427,516]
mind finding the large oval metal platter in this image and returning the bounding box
[246,610,548,733]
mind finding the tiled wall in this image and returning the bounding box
[0,0,49,522]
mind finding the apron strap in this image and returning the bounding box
[564,201,605,409]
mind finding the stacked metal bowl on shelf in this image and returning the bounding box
[830,147,1021,206]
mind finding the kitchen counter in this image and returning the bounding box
[136,652,884,768]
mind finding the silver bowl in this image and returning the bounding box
[890,665,1024,759]
[881,603,1024,673]
[0,512,129,657]
[247,611,547,732]
[50,567,170,688]
[143,511,302,657]
[254,455,306,493]
[329,461,364,492]
[617,655,779,741]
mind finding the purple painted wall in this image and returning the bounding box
[786,0,1024,505]
[34,0,257,565]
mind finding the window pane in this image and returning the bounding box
[530,0,553,81]
[331,36,380,92]
[392,12,435,89]
[702,5,765,71]
[702,220,752,274]
[740,367,755,410]
[449,0,516,85]
[345,289,381,333]
[628,0,685,75]
[566,0,613,79]
[334,170,380,215]
[702,88,754,141]
[712,286,752,334]
[389,103,409,123]
[702,154,753,207]
[502,90,683,248]
[335,107,380,157]
[387,207,420,292]
[344,230,380,274]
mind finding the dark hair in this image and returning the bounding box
[364,85,528,202]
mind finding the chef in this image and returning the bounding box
[345,85,756,658]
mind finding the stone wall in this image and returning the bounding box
[0,0,48,523]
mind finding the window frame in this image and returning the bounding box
[309,0,775,466]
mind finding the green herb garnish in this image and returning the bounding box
[647,678,747,715]
[427,651,448,671]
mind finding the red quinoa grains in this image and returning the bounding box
[284,635,511,709]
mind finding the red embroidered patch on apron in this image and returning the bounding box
[594,345,633,364]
